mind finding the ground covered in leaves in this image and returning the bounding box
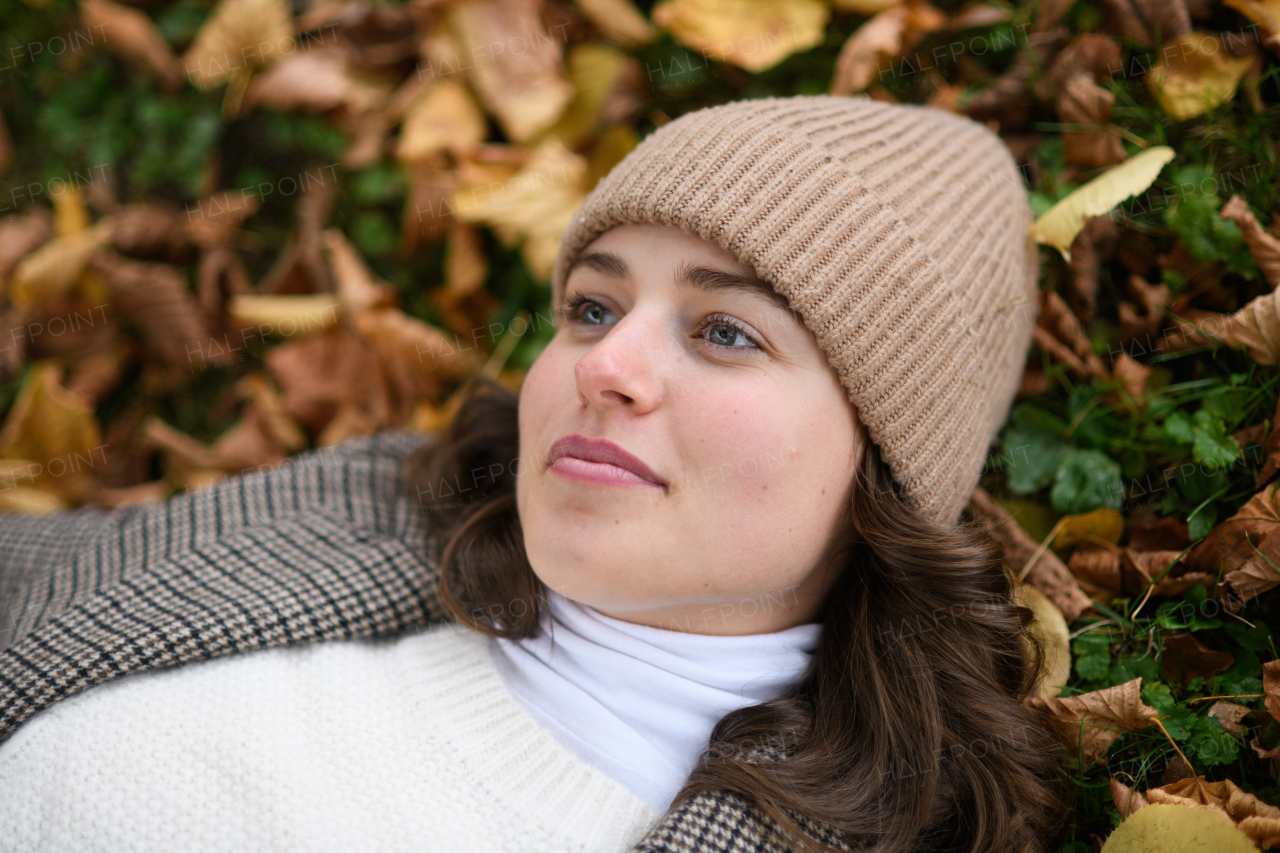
[1,0,1279,850]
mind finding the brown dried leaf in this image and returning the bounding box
[1123,549,1216,597]
[1206,701,1253,734]
[402,163,457,247]
[244,46,394,113]
[444,223,487,300]
[79,0,182,91]
[322,229,396,316]
[111,202,194,263]
[1160,632,1235,684]
[1259,394,1280,489]
[144,411,288,476]
[1049,33,1123,91]
[1024,677,1159,764]
[90,253,216,373]
[317,402,380,446]
[183,0,295,89]
[1252,734,1280,761]
[1100,0,1190,49]
[333,2,418,69]
[1185,481,1280,603]
[572,0,658,47]
[354,306,474,383]
[186,190,261,248]
[1057,72,1126,168]
[1112,352,1152,400]
[1220,195,1280,290]
[830,5,910,96]
[1224,0,1280,58]
[1069,544,1124,591]
[66,341,126,406]
[965,27,1070,126]
[442,0,574,142]
[235,373,307,452]
[966,486,1092,622]
[265,325,391,433]
[1111,775,1149,818]
[1038,287,1111,378]
[1067,545,1211,597]
[196,246,251,326]
[1128,516,1190,551]
[396,78,488,163]
[1265,659,1280,724]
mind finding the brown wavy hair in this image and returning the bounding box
[405,373,1075,853]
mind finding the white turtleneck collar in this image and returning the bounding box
[488,588,821,815]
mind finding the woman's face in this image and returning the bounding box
[517,223,865,635]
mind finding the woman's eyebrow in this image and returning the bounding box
[568,251,797,318]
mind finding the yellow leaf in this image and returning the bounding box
[1146,32,1254,121]
[1100,803,1259,853]
[9,220,115,308]
[453,140,588,280]
[586,123,639,190]
[572,0,658,47]
[1054,507,1125,549]
[0,362,103,499]
[0,485,68,515]
[652,0,828,73]
[1030,146,1176,261]
[538,43,638,150]
[1014,583,1071,699]
[53,185,89,237]
[396,79,488,163]
[227,294,342,337]
[183,0,295,90]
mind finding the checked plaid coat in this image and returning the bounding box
[0,429,850,853]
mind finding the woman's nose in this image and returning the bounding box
[573,310,665,412]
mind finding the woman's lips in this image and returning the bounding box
[546,434,666,489]
[549,456,665,488]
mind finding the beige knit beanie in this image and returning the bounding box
[551,94,1040,527]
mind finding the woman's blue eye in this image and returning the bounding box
[563,294,763,353]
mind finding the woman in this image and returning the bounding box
[0,95,1073,852]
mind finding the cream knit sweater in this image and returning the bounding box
[0,622,660,853]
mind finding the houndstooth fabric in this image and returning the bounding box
[0,429,847,853]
